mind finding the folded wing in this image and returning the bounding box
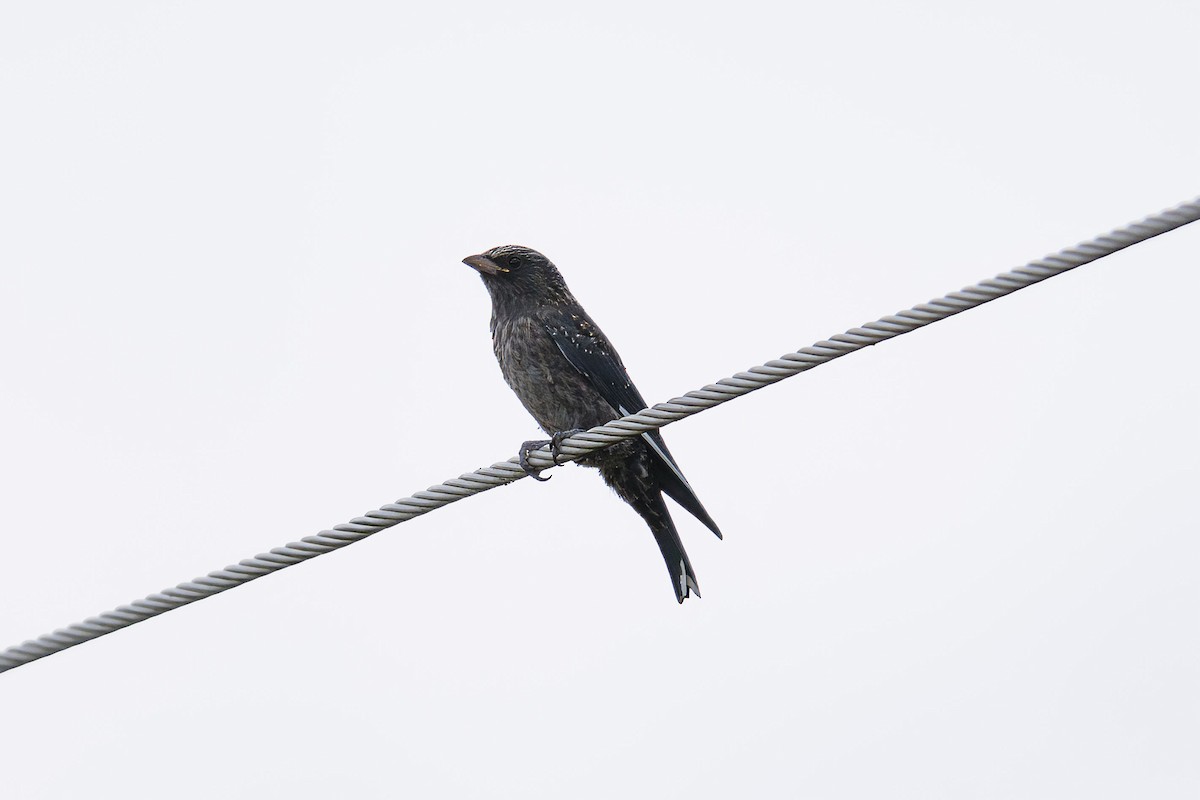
[542,310,723,540]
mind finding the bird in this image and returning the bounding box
[461,244,722,603]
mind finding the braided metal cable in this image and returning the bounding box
[2,196,1197,674]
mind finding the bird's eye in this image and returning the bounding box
[507,256,521,268]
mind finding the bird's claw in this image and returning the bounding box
[518,429,586,481]
[549,429,586,463]
[518,440,553,481]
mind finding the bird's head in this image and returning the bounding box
[462,245,572,307]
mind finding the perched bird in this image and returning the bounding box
[462,245,723,603]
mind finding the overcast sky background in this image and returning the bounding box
[1,2,1197,798]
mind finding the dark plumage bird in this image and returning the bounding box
[462,245,722,603]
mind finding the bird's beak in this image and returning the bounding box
[462,254,508,276]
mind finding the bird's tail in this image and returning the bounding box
[650,495,700,603]
[600,452,701,603]
[630,489,700,604]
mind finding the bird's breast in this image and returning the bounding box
[492,316,618,435]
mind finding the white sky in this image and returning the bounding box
[1,2,1197,798]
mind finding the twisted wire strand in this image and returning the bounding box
[2,196,1197,675]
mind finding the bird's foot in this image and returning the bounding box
[517,429,586,481]
[549,429,586,463]
[518,439,553,481]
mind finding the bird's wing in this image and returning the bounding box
[542,310,723,539]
